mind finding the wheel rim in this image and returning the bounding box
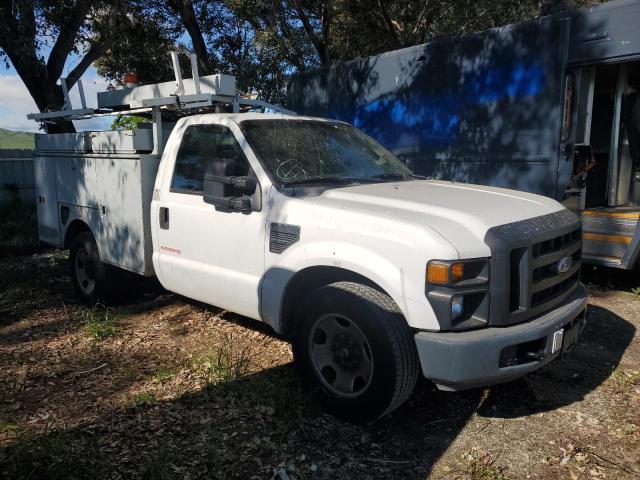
[75,247,96,296]
[309,314,374,398]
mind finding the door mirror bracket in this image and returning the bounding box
[203,194,252,212]
[203,174,257,213]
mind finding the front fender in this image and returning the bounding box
[261,240,440,332]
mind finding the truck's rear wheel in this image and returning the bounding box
[69,232,108,305]
[292,281,419,421]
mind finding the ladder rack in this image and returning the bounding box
[27,52,295,156]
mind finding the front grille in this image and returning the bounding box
[527,229,581,309]
[484,210,582,326]
[531,270,580,307]
[532,229,581,258]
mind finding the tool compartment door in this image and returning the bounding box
[33,155,61,247]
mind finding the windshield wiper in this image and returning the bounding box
[282,176,375,187]
[370,173,426,181]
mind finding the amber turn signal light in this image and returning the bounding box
[427,262,448,284]
[450,262,464,282]
[427,261,465,284]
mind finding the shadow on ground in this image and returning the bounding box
[0,295,634,479]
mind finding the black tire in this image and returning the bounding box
[292,281,419,421]
[69,231,110,305]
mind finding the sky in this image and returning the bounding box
[0,65,111,132]
[0,30,195,133]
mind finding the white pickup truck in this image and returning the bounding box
[34,110,588,420]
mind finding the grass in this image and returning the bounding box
[192,334,251,385]
[0,200,38,256]
[0,128,34,149]
[131,392,156,407]
[82,307,119,341]
[152,367,174,383]
[632,286,640,298]
[448,449,511,480]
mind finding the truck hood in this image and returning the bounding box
[303,180,565,258]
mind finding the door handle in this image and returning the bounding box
[159,207,169,230]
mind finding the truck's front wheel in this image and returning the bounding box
[69,232,109,305]
[292,281,419,421]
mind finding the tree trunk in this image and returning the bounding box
[6,52,76,133]
[168,0,211,75]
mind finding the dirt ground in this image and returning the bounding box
[0,252,638,480]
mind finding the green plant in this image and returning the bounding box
[192,335,251,385]
[82,307,119,341]
[632,286,640,298]
[610,369,640,391]
[461,449,510,480]
[152,367,174,383]
[132,392,156,407]
[111,114,151,131]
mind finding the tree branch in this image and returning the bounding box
[291,0,330,66]
[376,0,401,47]
[47,0,92,81]
[66,2,120,89]
[167,0,210,75]
[65,41,109,89]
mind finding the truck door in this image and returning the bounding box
[153,122,266,320]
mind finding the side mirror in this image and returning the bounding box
[203,174,256,212]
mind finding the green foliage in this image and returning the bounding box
[192,335,251,385]
[152,367,174,383]
[95,8,185,87]
[0,128,35,149]
[632,286,640,298]
[83,307,119,341]
[111,115,151,131]
[131,392,157,407]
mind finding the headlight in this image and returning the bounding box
[426,258,490,331]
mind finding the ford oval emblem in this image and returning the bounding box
[557,256,573,274]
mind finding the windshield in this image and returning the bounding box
[239,119,414,186]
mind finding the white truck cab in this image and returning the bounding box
[31,81,587,420]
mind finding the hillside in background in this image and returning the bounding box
[0,128,35,150]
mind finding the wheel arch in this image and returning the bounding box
[276,265,403,337]
[63,219,92,249]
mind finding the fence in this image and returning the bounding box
[0,150,34,204]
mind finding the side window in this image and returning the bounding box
[171,124,248,194]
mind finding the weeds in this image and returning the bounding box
[632,286,640,298]
[192,334,251,385]
[152,367,174,383]
[131,392,156,407]
[82,307,119,341]
[120,364,137,382]
[443,449,511,480]
[610,369,640,393]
